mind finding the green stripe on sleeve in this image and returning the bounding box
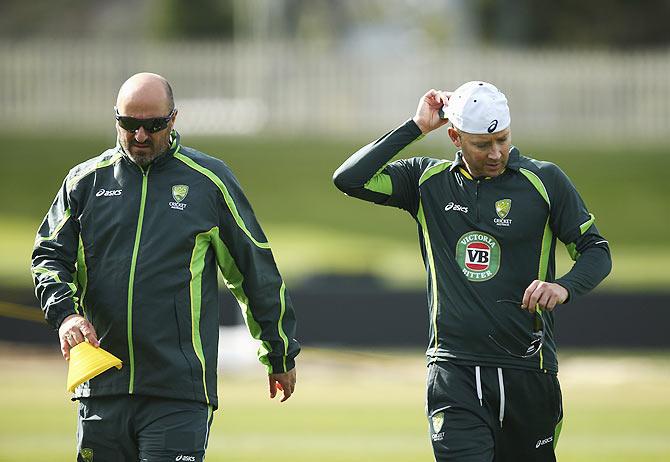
[174,153,270,250]
[417,201,440,353]
[364,173,392,195]
[189,230,215,403]
[35,208,72,244]
[76,236,88,316]
[419,160,453,186]
[361,129,425,195]
[278,282,290,372]
[565,242,579,261]
[519,169,556,368]
[564,214,594,261]
[519,168,550,207]
[538,219,553,282]
[579,213,596,234]
[536,218,553,370]
[66,152,123,192]
[32,266,80,314]
[208,227,275,372]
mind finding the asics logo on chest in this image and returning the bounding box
[95,188,122,197]
[444,202,468,213]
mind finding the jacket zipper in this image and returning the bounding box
[127,164,151,394]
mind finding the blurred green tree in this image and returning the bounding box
[476,0,670,48]
[149,0,234,39]
[0,0,669,47]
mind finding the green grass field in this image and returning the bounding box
[1,345,669,461]
[1,133,669,290]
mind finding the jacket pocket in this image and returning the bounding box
[174,286,202,398]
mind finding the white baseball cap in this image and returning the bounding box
[443,81,511,134]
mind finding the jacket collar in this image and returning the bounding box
[117,130,181,169]
[506,146,521,170]
[448,145,521,175]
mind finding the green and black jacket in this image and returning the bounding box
[333,120,611,373]
[32,132,300,408]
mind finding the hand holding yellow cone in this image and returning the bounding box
[66,342,122,392]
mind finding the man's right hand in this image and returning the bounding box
[412,89,451,134]
[58,314,99,360]
[269,367,297,403]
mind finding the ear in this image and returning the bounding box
[169,109,178,129]
[447,127,462,148]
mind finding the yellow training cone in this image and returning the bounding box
[66,342,122,392]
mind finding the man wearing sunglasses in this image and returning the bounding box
[333,81,611,461]
[32,72,300,461]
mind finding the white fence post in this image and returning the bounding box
[0,40,668,141]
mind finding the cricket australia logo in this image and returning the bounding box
[169,184,189,211]
[431,411,445,441]
[455,231,501,282]
[79,448,94,462]
[494,198,512,227]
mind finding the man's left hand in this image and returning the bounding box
[522,280,568,312]
[269,367,296,403]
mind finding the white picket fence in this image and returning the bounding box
[1,41,669,140]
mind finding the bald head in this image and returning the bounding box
[116,72,174,117]
[115,73,177,168]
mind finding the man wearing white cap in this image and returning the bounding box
[333,81,611,461]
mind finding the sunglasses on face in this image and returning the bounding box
[115,107,176,133]
[489,299,545,359]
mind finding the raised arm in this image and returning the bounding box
[333,89,449,213]
[333,119,421,200]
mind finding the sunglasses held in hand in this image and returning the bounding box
[115,107,176,133]
[489,299,545,359]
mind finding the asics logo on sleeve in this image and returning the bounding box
[96,188,122,197]
[444,202,468,213]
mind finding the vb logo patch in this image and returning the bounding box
[170,184,189,210]
[455,231,501,281]
[494,198,512,227]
